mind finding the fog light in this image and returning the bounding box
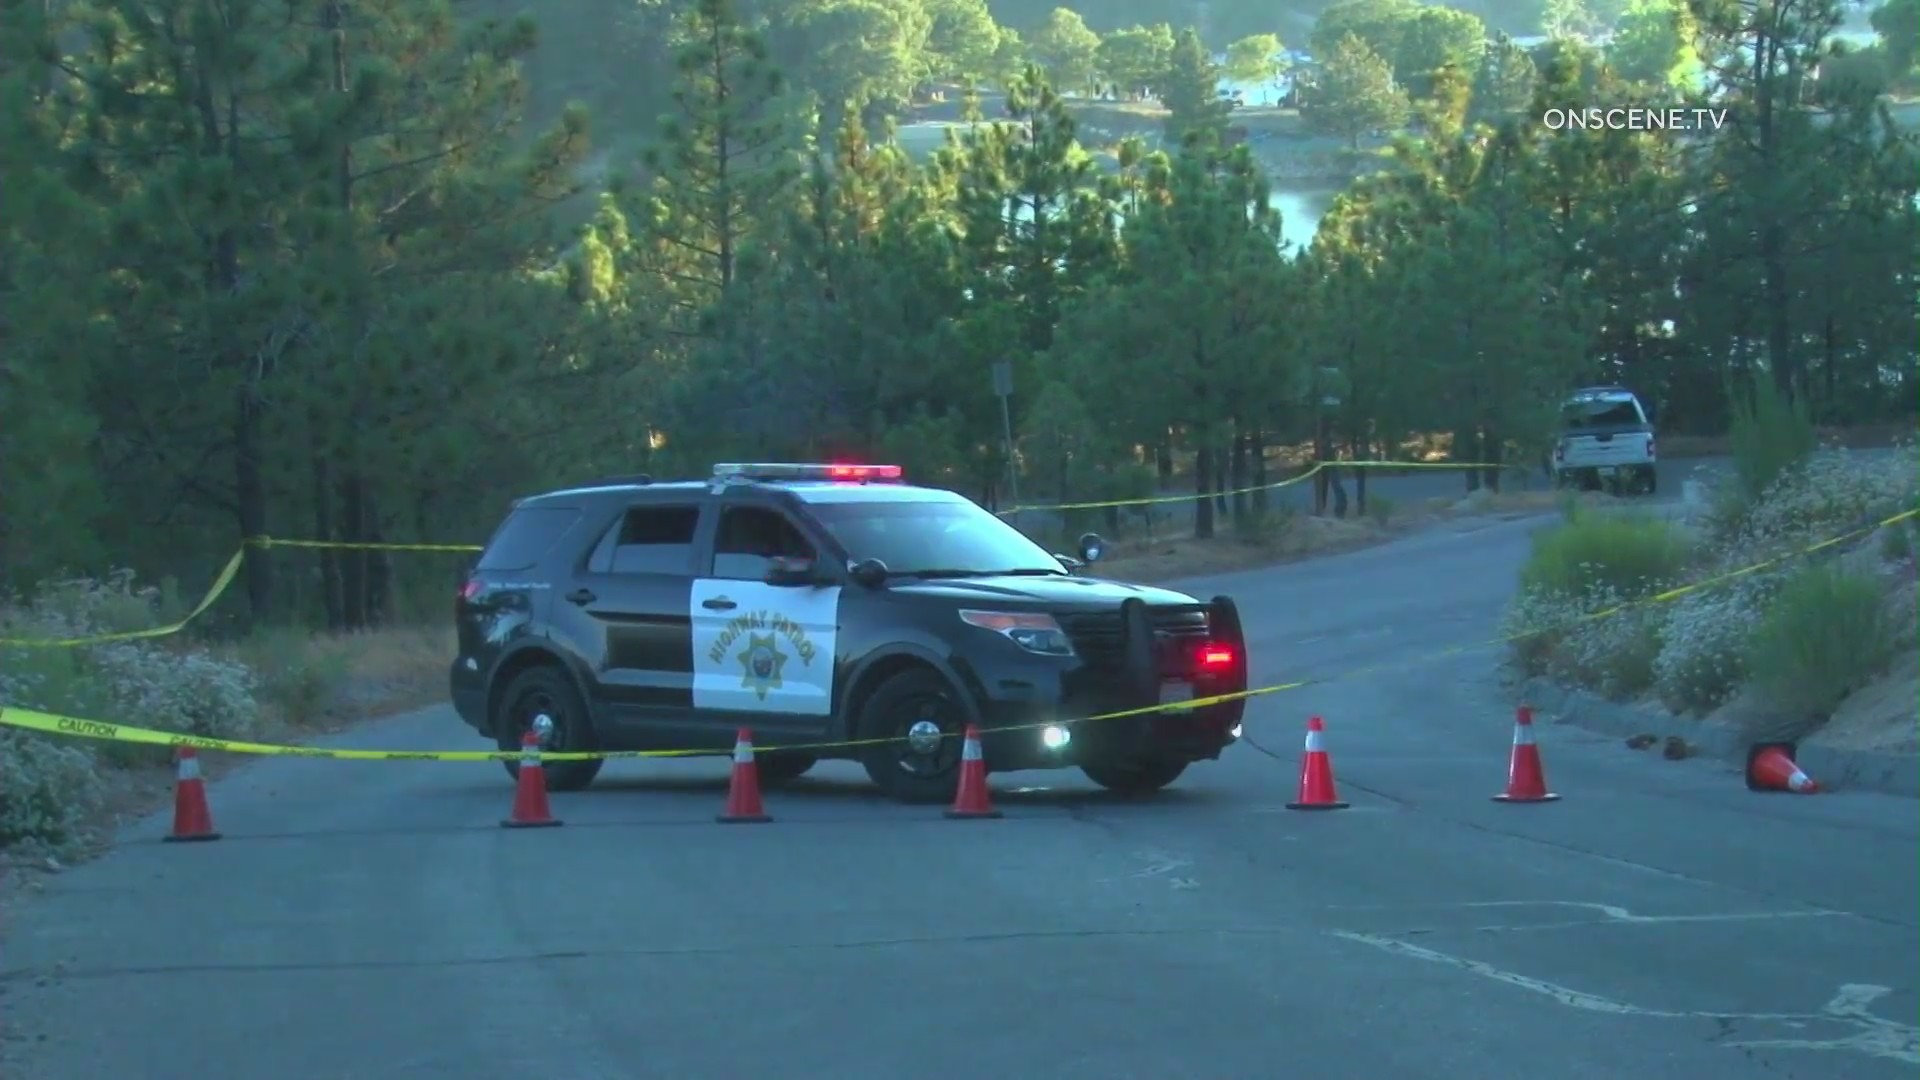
[1229,723,1243,739]
[1041,725,1072,750]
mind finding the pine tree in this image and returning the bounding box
[1159,28,1232,153]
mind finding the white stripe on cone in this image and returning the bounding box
[734,740,754,764]
[1788,769,1813,791]
[962,734,982,761]
[1513,724,1535,746]
[178,755,201,781]
[1304,730,1325,752]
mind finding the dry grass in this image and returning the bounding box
[1660,421,1912,459]
[1099,488,1578,584]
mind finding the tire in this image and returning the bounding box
[1639,466,1658,496]
[1081,758,1188,796]
[495,665,605,792]
[856,668,970,804]
[755,752,818,787]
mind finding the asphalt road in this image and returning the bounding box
[5,478,1917,1080]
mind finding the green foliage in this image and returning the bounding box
[1871,0,1919,76]
[1727,378,1818,508]
[1027,8,1102,92]
[1159,28,1233,148]
[1519,511,1692,600]
[1747,562,1897,720]
[1095,23,1175,95]
[1305,34,1410,149]
[1608,0,1698,88]
[1224,33,1285,84]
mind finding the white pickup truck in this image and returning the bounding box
[1549,387,1658,494]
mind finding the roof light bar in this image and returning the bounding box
[712,462,904,483]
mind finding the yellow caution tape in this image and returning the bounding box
[2,507,1908,761]
[245,536,484,554]
[0,550,248,649]
[997,458,1529,514]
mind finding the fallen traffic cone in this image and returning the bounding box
[717,728,772,824]
[1286,716,1349,811]
[163,747,221,843]
[1746,741,1819,794]
[945,724,1002,819]
[1493,705,1560,803]
[501,729,562,829]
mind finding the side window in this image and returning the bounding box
[711,506,815,581]
[587,505,701,577]
[478,506,581,572]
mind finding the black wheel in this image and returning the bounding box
[1639,466,1658,495]
[856,668,970,804]
[495,665,605,792]
[755,752,818,787]
[1081,758,1188,796]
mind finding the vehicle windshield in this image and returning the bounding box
[1562,397,1643,429]
[809,498,1066,576]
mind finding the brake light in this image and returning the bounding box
[1198,644,1236,669]
[458,579,482,605]
[1646,436,1656,459]
[827,463,903,481]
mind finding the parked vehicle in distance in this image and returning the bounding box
[1550,386,1658,495]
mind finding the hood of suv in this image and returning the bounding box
[884,573,1202,609]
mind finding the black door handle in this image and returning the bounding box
[566,588,596,606]
[702,597,737,611]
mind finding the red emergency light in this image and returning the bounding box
[1197,644,1236,669]
[827,463,903,481]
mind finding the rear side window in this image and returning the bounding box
[588,505,702,576]
[478,506,582,571]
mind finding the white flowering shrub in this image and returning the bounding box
[0,730,105,855]
[1651,575,1779,715]
[1504,584,1666,699]
[1729,449,1919,553]
[91,643,260,741]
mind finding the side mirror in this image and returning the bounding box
[1055,553,1085,573]
[848,557,890,589]
[765,555,822,587]
[1076,532,1107,565]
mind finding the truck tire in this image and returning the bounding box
[495,665,605,792]
[856,667,968,804]
[1082,758,1187,796]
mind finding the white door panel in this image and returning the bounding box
[690,579,840,715]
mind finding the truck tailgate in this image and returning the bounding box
[1561,431,1653,467]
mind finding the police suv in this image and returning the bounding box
[451,463,1250,803]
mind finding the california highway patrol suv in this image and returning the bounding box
[450,463,1249,803]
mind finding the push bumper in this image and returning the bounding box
[973,595,1249,773]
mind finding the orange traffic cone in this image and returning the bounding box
[945,724,1002,819]
[163,747,221,843]
[1494,705,1560,803]
[501,729,562,829]
[1286,716,1349,811]
[1746,741,1819,794]
[717,728,772,823]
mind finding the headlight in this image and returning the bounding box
[959,610,1075,657]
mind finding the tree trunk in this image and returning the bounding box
[1156,437,1173,481]
[1250,429,1268,513]
[235,384,272,624]
[340,474,367,629]
[1350,434,1368,515]
[1193,445,1216,540]
[1230,430,1250,519]
[1213,441,1229,519]
[1481,426,1503,493]
[312,441,343,632]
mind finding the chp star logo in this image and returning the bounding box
[736,632,788,700]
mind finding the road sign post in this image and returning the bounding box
[991,361,1020,509]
